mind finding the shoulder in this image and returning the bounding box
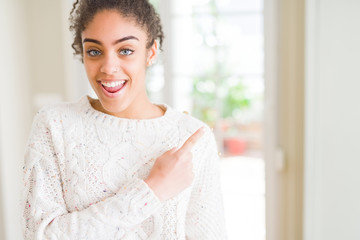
[164,105,215,146]
[26,97,88,152]
[169,109,219,171]
[32,96,87,125]
[27,97,88,144]
[166,106,210,133]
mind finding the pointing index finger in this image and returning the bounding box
[177,126,206,155]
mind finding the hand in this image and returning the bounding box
[145,127,206,202]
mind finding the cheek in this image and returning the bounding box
[84,60,99,78]
[124,58,147,79]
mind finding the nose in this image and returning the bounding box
[100,53,120,74]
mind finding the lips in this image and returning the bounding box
[101,81,125,93]
[97,80,128,98]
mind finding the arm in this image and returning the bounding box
[22,110,161,240]
[185,127,227,240]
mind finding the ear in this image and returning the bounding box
[146,40,158,67]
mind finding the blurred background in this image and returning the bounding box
[1,0,360,240]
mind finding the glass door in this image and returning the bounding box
[148,0,265,239]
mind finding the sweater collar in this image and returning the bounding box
[78,95,180,128]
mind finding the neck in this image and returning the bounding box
[89,97,165,119]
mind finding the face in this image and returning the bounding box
[81,10,157,117]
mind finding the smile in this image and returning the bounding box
[101,80,126,88]
[98,80,128,97]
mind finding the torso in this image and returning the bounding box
[42,95,206,239]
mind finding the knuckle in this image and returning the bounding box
[174,153,182,161]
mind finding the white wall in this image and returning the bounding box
[304,1,360,239]
[0,1,32,239]
[0,1,83,239]
[27,0,66,112]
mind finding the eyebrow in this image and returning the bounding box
[83,36,139,45]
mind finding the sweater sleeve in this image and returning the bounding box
[185,127,227,240]
[22,109,162,240]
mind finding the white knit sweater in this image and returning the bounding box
[22,95,227,240]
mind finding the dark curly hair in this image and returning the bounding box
[69,0,164,61]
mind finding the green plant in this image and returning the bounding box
[222,81,251,119]
[192,73,251,127]
[190,0,252,126]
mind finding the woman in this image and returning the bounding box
[22,0,227,239]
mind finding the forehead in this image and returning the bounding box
[81,10,147,43]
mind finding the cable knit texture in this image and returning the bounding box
[22,95,227,240]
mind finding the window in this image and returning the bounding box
[148,0,265,239]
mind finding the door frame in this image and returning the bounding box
[264,0,305,239]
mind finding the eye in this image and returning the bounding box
[86,49,102,57]
[119,48,134,56]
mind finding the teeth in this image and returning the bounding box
[101,80,125,88]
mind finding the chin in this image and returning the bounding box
[100,99,128,115]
